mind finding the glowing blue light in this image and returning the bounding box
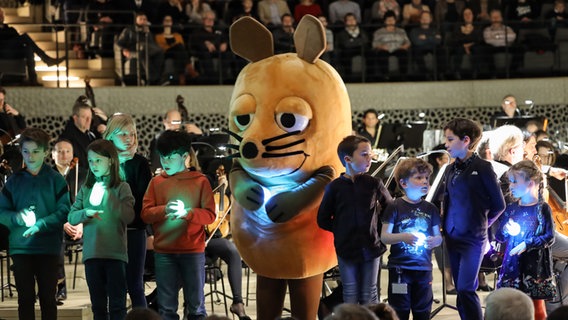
[412,232,427,248]
[505,219,521,236]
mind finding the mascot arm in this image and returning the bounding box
[266,165,335,223]
[229,161,265,211]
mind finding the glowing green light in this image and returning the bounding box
[89,182,106,206]
[21,207,36,227]
[169,199,187,219]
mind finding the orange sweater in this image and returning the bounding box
[155,33,185,51]
[142,170,215,254]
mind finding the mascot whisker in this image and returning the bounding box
[228,15,352,320]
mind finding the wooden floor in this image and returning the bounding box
[0,252,495,320]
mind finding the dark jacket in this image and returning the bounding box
[121,154,152,229]
[59,119,98,170]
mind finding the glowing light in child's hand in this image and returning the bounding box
[412,232,427,248]
[89,182,106,206]
[505,218,521,236]
[21,207,36,227]
[170,199,186,219]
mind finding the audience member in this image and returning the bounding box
[117,12,166,85]
[329,0,362,25]
[484,288,534,320]
[119,0,157,24]
[466,0,502,22]
[190,10,234,83]
[273,14,295,54]
[85,0,120,58]
[371,0,401,22]
[225,0,258,24]
[185,0,213,25]
[155,15,192,85]
[409,11,443,79]
[402,0,431,26]
[506,0,540,27]
[257,0,291,28]
[450,7,485,79]
[156,0,187,27]
[434,0,465,29]
[318,15,335,63]
[546,0,568,37]
[482,9,522,76]
[294,0,323,22]
[370,10,410,80]
[335,13,369,79]
[0,7,65,85]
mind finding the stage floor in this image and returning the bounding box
[0,252,495,320]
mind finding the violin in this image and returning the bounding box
[206,165,231,240]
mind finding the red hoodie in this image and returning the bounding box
[142,170,216,254]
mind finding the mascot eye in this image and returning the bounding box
[234,114,254,131]
[276,113,310,132]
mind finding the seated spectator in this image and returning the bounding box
[119,0,157,25]
[86,0,120,58]
[257,0,291,28]
[318,15,334,63]
[434,0,465,30]
[190,10,234,83]
[117,12,166,85]
[329,0,362,25]
[402,0,430,27]
[466,0,502,22]
[334,13,369,79]
[450,7,486,79]
[226,0,258,24]
[155,15,192,85]
[273,14,295,54]
[294,0,322,23]
[184,0,213,25]
[482,9,522,75]
[484,288,534,320]
[370,0,401,23]
[0,7,65,85]
[507,0,540,28]
[409,11,443,79]
[370,10,410,80]
[156,0,187,27]
[546,0,568,37]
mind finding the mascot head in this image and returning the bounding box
[228,16,352,185]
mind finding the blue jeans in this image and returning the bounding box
[84,259,127,320]
[155,252,206,320]
[337,256,380,304]
[387,268,433,320]
[127,229,147,308]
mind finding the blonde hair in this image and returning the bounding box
[489,125,523,161]
[102,113,138,150]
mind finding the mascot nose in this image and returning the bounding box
[241,141,259,159]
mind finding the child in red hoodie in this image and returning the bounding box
[141,130,216,320]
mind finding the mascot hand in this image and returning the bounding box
[266,165,335,223]
[230,162,265,211]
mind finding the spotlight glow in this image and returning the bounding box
[169,199,186,219]
[21,206,36,227]
[89,182,106,206]
[505,219,521,236]
[412,232,427,248]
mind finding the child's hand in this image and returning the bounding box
[401,233,419,246]
[425,235,442,249]
[166,200,188,219]
[22,225,39,238]
[85,209,103,220]
[509,241,527,256]
[19,208,36,227]
[504,218,521,236]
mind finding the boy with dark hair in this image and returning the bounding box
[381,158,442,320]
[442,118,505,320]
[318,135,392,305]
[142,129,216,320]
[0,127,70,320]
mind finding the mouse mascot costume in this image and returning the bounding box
[227,15,353,320]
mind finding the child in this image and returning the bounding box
[381,158,442,320]
[318,135,392,304]
[442,118,505,320]
[68,139,135,320]
[141,130,216,320]
[0,127,70,320]
[103,113,152,308]
[495,160,555,320]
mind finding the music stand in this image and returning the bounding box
[492,115,548,131]
[377,122,428,151]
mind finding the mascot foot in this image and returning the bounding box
[230,303,251,320]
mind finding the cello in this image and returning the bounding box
[548,175,568,237]
[205,165,231,244]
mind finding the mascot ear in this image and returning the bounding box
[230,16,274,62]
[294,15,326,64]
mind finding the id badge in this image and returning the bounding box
[392,283,408,295]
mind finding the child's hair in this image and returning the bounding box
[443,118,482,150]
[19,127,51,151]
[325,303,378,320]
[84,140,122,189]
[337,135,370,167]
[427,144,447,168]
[366,303,399,320]
[103,113,137,140]
[507,160,544,203]
[156,130,194,157]
[394,158,433,190]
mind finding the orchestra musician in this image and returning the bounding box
[0,86,26,174]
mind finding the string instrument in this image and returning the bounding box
[534,154,568,237]
[206,165,231,243]
[0,102,23,146]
